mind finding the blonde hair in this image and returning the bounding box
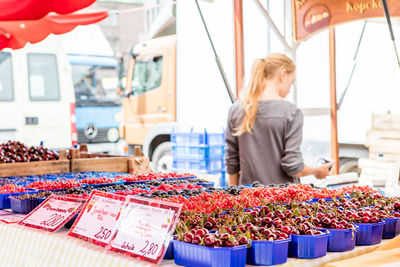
[234,53,295,136]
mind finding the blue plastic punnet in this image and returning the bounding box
[164,239,174,259]
[354,221,385,245]
[10,197,45,214]
[288,230,330,259]
[247,238,291,266]
[326,226,358,252]
[382,218,400,239]
[172,240,247,267]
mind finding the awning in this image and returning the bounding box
[0,10,108,50]
[0,0,96,21]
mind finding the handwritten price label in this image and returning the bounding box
[107,196,182,264]
[68,190,126,247]
[19,195,85,232]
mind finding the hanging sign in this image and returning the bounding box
[293,0,400,41]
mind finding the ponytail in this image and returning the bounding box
[234,53,295,136]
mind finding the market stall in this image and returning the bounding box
[0,147,398,267]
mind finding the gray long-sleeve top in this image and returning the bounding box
[225,100,305,185]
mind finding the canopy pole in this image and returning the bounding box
[234,0,244,99]
[195,0,235,103]
[329,26,339,174]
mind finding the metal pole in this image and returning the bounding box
[253,0,292,52]
[234,0,245,99]
[329,26,340,174]
[338,21,367,109]
[195,0,235,103]
[381,0,400,70]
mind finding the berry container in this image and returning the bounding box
[247,238,291,266]
[82,181,124,188]
[325,226,358,252]
[382,218,400,239]
[197,182,215,188]
[288,230,330,259]
[164,239,174,259]
[10,197,46,214]
[64,212,79,229]
[172,240,247,267]
[0,189,36,209]
[354,221,385,245]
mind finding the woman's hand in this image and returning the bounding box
[314,162,335,179]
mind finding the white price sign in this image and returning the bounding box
[68,191,126,247]
[19,195,85,232]
[107,196,182,264]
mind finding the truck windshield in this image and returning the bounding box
[72,65,120,107]
[131,56,163,95]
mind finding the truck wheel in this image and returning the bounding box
[340,158,360,175]
[151,142,172,172]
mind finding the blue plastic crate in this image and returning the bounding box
[172,240,247,267]
[171,130,225,146]
[326,226,358,252]
[247,238,291,266]
[354,221,385,245]
[382,218,400,239]
[288,230,330,259]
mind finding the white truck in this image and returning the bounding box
[0,35,77,149]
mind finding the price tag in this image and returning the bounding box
[19,195,85,232]
[68,190,126,247]
[107,196,182,264]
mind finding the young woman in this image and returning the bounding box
[225,53,333,186]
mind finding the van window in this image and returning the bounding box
[28,53,60,101]
[0,52,14,101]
[131,56,163,95]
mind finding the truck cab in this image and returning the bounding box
[121,35,177,171]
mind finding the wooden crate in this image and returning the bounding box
[0,150,70,177]
[69,147,131,173]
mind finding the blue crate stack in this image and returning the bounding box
[171,129,226,187]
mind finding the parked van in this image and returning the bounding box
[0,35,77,148]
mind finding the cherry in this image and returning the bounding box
[192,235,201,245]
[267,233,278,240]
[279,233,289,239]
[204,222,213,229]
[362,216,370,223]
[238,236,248,245]
[214,239,223,247]
[204,236,215,247]
[281,225,292,234]
[219,233,230,241]
[261,217,272,225]
[225,239,238,247]
[183,232,193,243]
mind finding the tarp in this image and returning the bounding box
[0,0,96,21]
[0,10,108,50]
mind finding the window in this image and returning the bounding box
[0,52,14,101]
[28,53,60,101]
[131,56,163,95]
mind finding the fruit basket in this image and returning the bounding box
[354,221,385,245]
[325,226,358,252]
[247,238,291,266]
[172,240,247,267]
[10,196,46,214]
[288,230,331,259]
[382,217,400,239]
